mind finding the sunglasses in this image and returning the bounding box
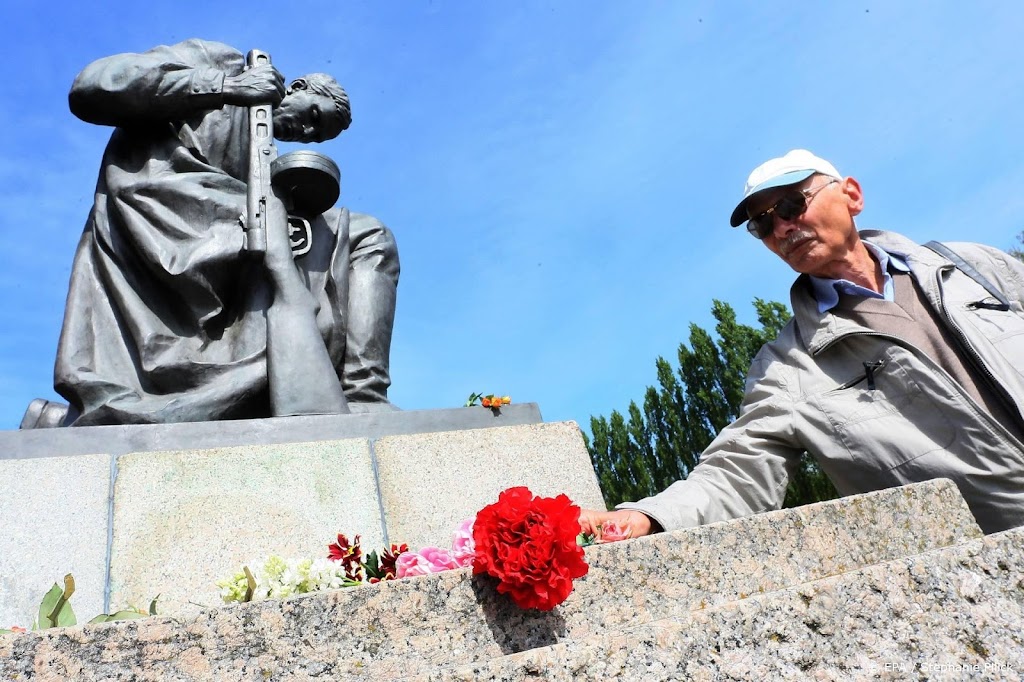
[746,179,838,239]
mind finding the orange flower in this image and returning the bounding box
[481,397,493,407]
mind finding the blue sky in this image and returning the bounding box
[1,2,1023,432]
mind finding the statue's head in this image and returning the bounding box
[273,74,352,143]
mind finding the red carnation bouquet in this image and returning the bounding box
[471,486,589,611]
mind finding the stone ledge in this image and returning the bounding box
[0,403,544,460]
[0,480,982,681]
[440,526,1024,681]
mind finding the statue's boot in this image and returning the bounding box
[343,268,399,412]
[20,398,70,429]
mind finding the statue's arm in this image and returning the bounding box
[68,40,284,127]
[263,191,349,416]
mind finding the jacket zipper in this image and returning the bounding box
[809,268,1023,445]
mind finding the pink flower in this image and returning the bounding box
[451,518,476,567]
[599,521,631,543]
[395,547,460,578]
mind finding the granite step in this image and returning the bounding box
[435,526,1024,681]
[0,480,983,681]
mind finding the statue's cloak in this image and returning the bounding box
[56,40,350,425]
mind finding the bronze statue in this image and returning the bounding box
[27,39,399,427]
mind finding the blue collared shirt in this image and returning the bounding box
[809,240,910,313]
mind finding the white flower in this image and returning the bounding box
[217,555,356,605]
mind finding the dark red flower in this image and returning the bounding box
[327,533,364,582]
[367,542,410,583]
[472,486,588,611]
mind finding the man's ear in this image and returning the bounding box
[842,177,864,217]
[288,77,308,93]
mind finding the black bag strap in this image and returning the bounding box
[924,240,1011,311]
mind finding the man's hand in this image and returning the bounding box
[224,64,286,106]
[578,508,656,538]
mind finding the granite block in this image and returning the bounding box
[439,527,1024,681]
[0,453,110,629]
[0,480,982,680]
[375,421,607,549]
[108,439,382,617]
[1,404,544,460]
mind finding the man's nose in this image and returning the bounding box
[772,213,801,239]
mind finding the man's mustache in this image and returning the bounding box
[780,230,815,257]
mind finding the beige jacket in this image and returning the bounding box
[622,230,1024,533]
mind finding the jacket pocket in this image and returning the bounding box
[812,355,957,470]
[954,302,1024,383]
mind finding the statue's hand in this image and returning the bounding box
[223,64,286,106]
[262,189,297,284]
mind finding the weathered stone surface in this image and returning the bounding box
[375,421,607,549]
[439,527,1024,681]
[108,440,382,617]
[0,453,110,629]
[0,480,983,680]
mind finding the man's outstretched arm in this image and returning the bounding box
[69,39,285,126]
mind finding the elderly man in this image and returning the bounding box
[581,150,1024,534]
[39,39,399,426]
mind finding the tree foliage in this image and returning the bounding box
[585,298,838,509]
[1010,230,1024,263]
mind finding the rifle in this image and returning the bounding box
[244,49,276,256]
[243,49,341,258]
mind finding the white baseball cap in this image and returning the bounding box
[729,149,842,227]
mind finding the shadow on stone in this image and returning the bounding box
[471,574,568,654]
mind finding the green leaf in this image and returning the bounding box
[36,580,79,630]
[54,603,77,627]
[48,575,77,628]
[149,595,161,616]
[88,610,147,624]
[36,584,62,628]
[364,550,382,579]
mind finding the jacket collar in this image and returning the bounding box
[791,230,951,354]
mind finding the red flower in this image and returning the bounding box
[368,543,409,583]
[472,486,589,611]
[327,533,364,582]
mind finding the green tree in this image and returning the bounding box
[1010,230,1024,263]
[585,298,838,509]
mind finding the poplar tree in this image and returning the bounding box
[586,298,838,509]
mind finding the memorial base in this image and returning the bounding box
[3,480,1022,680]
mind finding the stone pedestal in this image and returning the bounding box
[0,405,606,625]
[4,480,1022,681]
